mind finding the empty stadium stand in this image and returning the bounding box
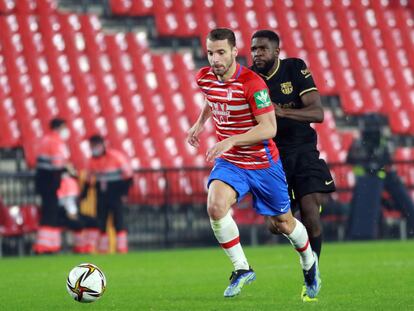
[109,0,414,133]
[0,0,413,206]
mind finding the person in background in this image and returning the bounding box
[83,135,133,254]
[33,118,71,254]
[346,115,414,239]
[57,173,99,253]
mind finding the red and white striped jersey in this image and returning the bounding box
[196,63,279,169]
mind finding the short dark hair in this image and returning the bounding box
[207,28,236,47]
[49,118,66,130]
[251,30,280,46]
[89,134,104,145]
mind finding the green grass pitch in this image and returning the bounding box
[1,240,413,310]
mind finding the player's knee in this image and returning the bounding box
[266,219,281,235]
[274,221,291,235]
[207,200,228,220]
[301,210,322,233]
[303,217,322,237]
[266,217,290,235]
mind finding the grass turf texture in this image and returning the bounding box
[1,241,413,311]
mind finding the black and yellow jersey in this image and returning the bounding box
[251,58,318,152]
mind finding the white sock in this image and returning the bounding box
[210,212,249,271]
[284,218,315,271]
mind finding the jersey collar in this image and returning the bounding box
[260,58,280,80]
[230,63,242,80]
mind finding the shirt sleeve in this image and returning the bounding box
[244,75,274,116]
[114,151,133,179]
[294,59,318,97]
[195,67,209,89]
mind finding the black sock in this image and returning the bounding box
[309,234,322,260]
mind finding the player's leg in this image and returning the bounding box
[208,180,247,269]
[292,151,334,300]
[299,192,328,260]
[267,212,315,269]
[267,213,321,299]
[248,158,320,299]
[208,180,255,297]
[297,192,325,302]
[295,150,335,260]
[296,196,324,303]
[207,159,254,297]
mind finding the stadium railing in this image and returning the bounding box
[0,161,413,255]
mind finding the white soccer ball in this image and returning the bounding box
[66,263,107,303]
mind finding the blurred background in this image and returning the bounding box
[0,0,413,256]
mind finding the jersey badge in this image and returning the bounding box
[253,89,271,109]
[280,81,293,95]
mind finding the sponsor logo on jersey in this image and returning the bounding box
[253,89,271,109]
[301,68,311,76]
[281,101,296,108]
[212,102,230,124]
[280,81,293,95]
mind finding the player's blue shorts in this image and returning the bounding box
[207,158,291,216]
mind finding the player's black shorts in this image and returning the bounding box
[279,148,336,202]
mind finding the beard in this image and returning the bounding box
[212,65,227,77]
[211,58,234,78]
[253,57,276,75]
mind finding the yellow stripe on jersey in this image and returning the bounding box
[299,87,318,97]
[260,58,281,80]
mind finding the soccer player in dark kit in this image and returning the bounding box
[250,30,336,302]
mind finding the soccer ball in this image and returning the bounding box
[66,263,106,303]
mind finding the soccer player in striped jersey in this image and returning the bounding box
[187,28,321,299]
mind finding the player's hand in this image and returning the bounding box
[187,123,204,148]
[206,138,235,162]
[273,103,285,117]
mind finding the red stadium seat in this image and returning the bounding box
[130,0,153,15]
[389,109,412,135]
[20,204,39,233]
[0,0,15,13]
[110,0,131,15]
[0,0,413,177]
[0,204,23,237]
[394,147,414,187]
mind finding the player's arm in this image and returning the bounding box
[187,99,212,147]
[230,112,276,145]
[274,90,324,123]
[206,111,276,162]
[275,59,323,123]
